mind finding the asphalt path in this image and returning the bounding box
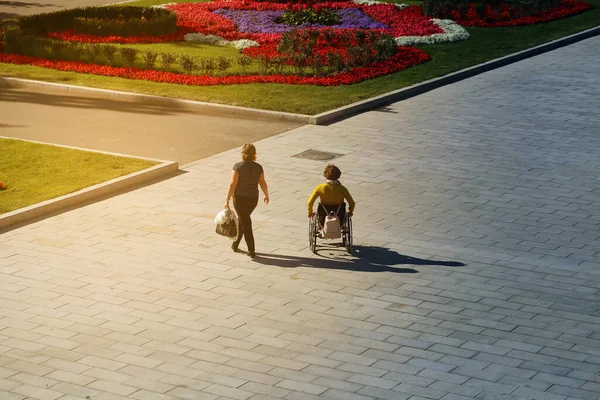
[0,86,304,164]
[0,0,128,19]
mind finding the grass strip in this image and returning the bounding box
[0,138,158,214]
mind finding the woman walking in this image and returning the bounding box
[224,144,269,258]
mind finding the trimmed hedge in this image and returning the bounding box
[73,10,176,37]
[6,6,176,36]
[422,0,562,18]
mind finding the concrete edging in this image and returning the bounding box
[1,25,598,126]
[310,25,600,125]
[0,137,179,231]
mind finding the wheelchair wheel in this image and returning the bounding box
[309,214,317,254]
[344,214,352,254]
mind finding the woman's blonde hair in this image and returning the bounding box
[241,144,257,162]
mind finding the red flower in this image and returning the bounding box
[446,0,592,27]
[167,1,443,43]
[46,28,191,43]
[0,47,431,86]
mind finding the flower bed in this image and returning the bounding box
[0,46,431,86]
[46,28,190,44]
[439,0,593,27]
[167,1,469,45]
[71,8,177,37]
[1,0,464,86]
[0,0,473,86]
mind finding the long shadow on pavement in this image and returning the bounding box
[0,1,61,19]
[0,86,197,116]
[254,245,465,273]
[0,1,59,7]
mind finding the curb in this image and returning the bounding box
[0,137,179,232]
[310,25,600,125]
[1,25,598,126]
[0,77,312,124]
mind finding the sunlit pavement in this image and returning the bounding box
[0,0,133,20]
[1,36,599,400]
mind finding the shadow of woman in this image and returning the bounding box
[253,244,465,273]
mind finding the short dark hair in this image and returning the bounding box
[323,164,341,180]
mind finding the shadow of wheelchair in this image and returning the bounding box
[254,244,465,273]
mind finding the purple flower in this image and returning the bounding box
[334,9,389,30]
[213,8,389,34]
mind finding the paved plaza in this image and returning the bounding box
[1,36,600,400]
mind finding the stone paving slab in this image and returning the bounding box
[1,37,600,400]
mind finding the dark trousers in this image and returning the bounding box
[232,195,258,253]
[318,203,346,228]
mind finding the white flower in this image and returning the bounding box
[151,2,176,8]
[184,33,259,49]
[353,0,408,9]
[231,39,260,50]
[395,19,470,46]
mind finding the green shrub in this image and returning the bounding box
[159,52,177,68]
[120,47,138,67]
[142,50,159,69]
[1,24,26,55]
[291,54,309,75]
[374,35,397,62]
[310,56,325,77]
[276,29,396,75]
[68,42,84,60]
[6,33,50,58]
[217,56,232,73]
[14,6,176,36]
[236,55,253,74]
[82,43,102,63]
[275,8,340,26]
[48,40,67,58]
[326,51,347,74]
[257,56,269,76]
[202,57,216,75]
[178,54,196,74]
[73,11,176,37]
[101,44,118,65]
[269,56,286,75]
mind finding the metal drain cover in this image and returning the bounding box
[293,149,343,161]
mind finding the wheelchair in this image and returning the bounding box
[309,204,352,254]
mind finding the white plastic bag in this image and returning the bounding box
[215,209,233,225]
[215,209,239,240]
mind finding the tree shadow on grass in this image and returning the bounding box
[254,244,465,273]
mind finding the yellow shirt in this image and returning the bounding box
[308,182,355,216]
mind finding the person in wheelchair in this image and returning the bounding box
[308,164,355,234]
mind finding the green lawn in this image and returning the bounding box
[0,0,598,114]
[0,138,158,214]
